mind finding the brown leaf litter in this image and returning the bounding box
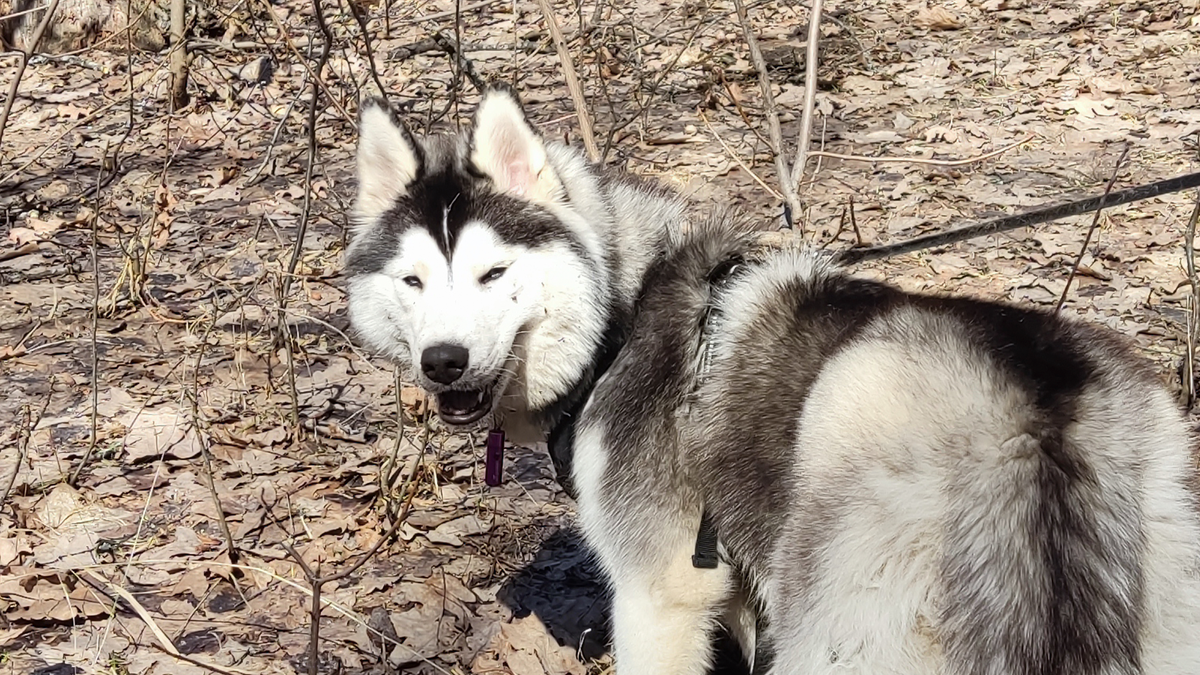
[1,0,1199,673]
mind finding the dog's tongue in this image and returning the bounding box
[439,390,483,415]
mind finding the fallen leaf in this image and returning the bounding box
[923,125,960,143]
[121,406,203,462]
[914,5,964,30]
[1053,97,1117,118]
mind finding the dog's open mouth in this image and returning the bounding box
[436,388,494,425]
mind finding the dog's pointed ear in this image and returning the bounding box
[469,87,562,202]
[356,97,421,219]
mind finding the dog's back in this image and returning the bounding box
[576,226,1200,674]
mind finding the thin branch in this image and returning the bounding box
[276,0,333,430]
[1183,191,1200,408]
[259,0,353,126]
[790,0,823,189]
[836,168,1200,265]
[168,0,189,110]
[344,0,387,97]
[698,110,782,200]
[535,0,599,161]
[70,139,110,487]
[1055,146,1130,313]
[189,322,241,566]
[269,452,420,675]
[596,2,710,164]
[733,0,801,229]
[807,134,1034,167]
[434,30,487,93]
[246,71,307,184]
[82,570,179,655]
[0,403,36,511]
[0,0,61,152]
[0,4,50,21]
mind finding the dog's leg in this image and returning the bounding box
[720,579,759,669]
[608,534,733,675]
[574,411,734,673]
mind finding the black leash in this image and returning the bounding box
[835,169,1200,265]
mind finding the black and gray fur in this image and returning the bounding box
[573,224,1200,675]
[347,89,1200,675]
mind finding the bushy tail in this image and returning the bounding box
[942,431,1143,675]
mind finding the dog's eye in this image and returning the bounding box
[402,275,423,289]
[480,266,508,285]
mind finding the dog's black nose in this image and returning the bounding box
[421,344,469,384]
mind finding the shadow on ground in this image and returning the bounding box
[498,526,752,675]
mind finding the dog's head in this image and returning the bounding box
[345,88,610,434]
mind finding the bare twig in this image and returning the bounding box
[0,403,37,511]
[837,168,1200,265]
[716,68,771,149]
[698,110,782,200]
[0,4,50,21]
[275,0,334,431]
[70,140,110,487]
[434,30,487,93]
[246,72,307,184]
[807,134,1034,168]
[83,570,179,655]
[0,0,61,153]
[790,0,824,189]
[1183,192,1200,408]
[1055,146,1130,313]
[168,0,189,111]
[733,0,801,229]
[260,0,353,125]
[344,0,388,97]
[188,319,241,565]
[271,457,420,675]
[535,0,599,161]
[596,3,710,164]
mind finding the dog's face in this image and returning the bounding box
[345,89,607,432]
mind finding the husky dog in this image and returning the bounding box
[347,88,1200,675]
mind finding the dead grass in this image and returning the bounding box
[1,0,1199,673]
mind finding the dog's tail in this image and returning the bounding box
[942,411,1147,675]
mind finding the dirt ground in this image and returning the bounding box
[1,0,1199,673]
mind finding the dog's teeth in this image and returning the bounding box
[476,391,485,404]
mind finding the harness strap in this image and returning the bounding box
[692,509,720,569]
[691,258,746,570]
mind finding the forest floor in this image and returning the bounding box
[1,0,1199,673]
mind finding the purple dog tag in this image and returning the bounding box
[485,429,505,486]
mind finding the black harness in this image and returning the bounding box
[540,253,770,670]
[532,258,744,568]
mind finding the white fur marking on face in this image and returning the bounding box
[441,193,460,253]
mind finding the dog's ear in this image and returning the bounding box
[356,97,422,220]
[469,86,563,202]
